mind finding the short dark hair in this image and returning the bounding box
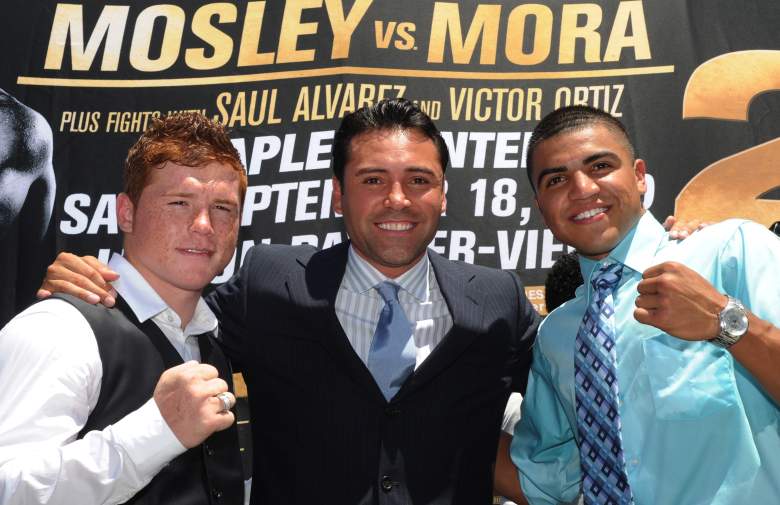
[544,251,583,313]
[332,98,449,182]
[526,105,635,193]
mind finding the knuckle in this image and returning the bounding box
[73,276,90,289]
[201,364,219,378]
[46,264,59,277]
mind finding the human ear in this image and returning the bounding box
[332,177,344,215]
[116,193,135,233]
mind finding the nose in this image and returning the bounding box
[190,207,214,235]
[569,171,599,200]
[385,182,411,210]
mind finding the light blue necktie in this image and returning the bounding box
[575,262,634,505]
[367,281,416,401]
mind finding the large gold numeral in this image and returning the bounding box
[676,50,780,226]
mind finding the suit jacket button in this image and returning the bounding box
[212,489,223,499]
[381,476,394,492]
[384,406,401,417]
[204,443,215,456]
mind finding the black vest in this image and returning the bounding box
[53,294,244,505]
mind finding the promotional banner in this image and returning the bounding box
[1,0,779,325]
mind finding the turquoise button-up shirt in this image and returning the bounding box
[511,212,780,505]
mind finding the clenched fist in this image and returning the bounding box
[634,261,727,341]
[153,361,236,448]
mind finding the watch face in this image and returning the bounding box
[723,306,748,335]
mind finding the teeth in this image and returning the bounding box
[573,207,607,221]
[378,222,413,231]
[184,249,209,254]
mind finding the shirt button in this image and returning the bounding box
[631,459,639,466]
[380,476,394,492]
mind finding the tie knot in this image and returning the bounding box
[375,281,401,304]
[591,262,623,293]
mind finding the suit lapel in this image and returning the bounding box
[405,251,485,392]
[285,242,386,403]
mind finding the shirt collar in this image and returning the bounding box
[109,253,217,334]
[578,211,667,281]
[342,245,430,302]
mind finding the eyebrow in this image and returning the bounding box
[213,198,239,206]
[163,191,196,198]
[163,192,239,206]
[583,150,619,165]
[353,166,438,176]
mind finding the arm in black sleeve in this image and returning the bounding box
[207,247,255,372]
[507,270,541,394]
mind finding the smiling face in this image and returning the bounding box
[332,128,446,278]
[118,160,240,304]
[531,124,646,259]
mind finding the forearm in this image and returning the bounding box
[0,399,186,505]
[728,313,780,405]
[0,303,185,505]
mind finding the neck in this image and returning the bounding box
[351,247,425,279]
[122,254,201,328]
[154,289,199,328]
[581,209,645,261]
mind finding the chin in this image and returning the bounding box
[174,275,217,292]
[381,250,423,268]
[575,242,617,259]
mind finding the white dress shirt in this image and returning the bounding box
[0,253,217,504]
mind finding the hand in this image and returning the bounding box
[37,252,119,306]
[153,361,236,448]
[662,215,713,240]
[634,261,727,340]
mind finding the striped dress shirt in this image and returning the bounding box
[335,247,453,369]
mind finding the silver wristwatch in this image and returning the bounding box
[710,296,748,348]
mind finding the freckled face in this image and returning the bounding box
[332,129,446,278]
[531,125,646,259]
[118,161,240,300]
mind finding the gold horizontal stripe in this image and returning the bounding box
[17,65,675,88]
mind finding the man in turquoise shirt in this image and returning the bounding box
[503,105,780,505]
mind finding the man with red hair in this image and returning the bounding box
[0,113,246,504]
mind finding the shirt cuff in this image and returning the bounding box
[110,397,187,477]
[502,392,524,434]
